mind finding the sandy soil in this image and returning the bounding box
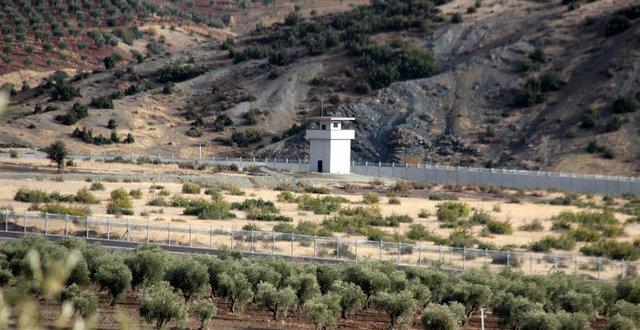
[0,157,635,254]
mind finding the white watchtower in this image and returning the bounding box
[305,117,355,174]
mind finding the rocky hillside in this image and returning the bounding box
[1,0,640,176]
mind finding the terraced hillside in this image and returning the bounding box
[1,0,640,176]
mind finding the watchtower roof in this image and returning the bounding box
[307,116,355,122]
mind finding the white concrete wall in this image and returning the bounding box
[329,139,351,174]
[309,139,331,172]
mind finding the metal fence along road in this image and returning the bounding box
[2,149,639,195]
[1,210,635,281]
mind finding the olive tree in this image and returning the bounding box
[139,281,187,329]
[72,290,99,319]
[372,290,417,329]
[165,258,208,301]
[330,280,366,319]
[303,293,341,330]
[217,272,253,313]
[421,303,465,330]
[95,258,132,305]
[255,282,298,320]
[125,245,169,288]
[46,140,68,173]
[192,298,217,330]
[519,312,560,330]
[286,272,321,307]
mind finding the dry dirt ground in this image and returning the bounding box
[0,157,636,255]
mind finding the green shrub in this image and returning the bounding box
[304,186,330,194]
[89,96,114,109]
[580,240,640,261]
[418,209,431,218]
[610,300,640,325]
[486,219,513,235]
[529,235,576,252]
[520,219,544,231]
[436,202,470,226]
[297,195,347,214]
[612,94,638,114]
[362,192,380,204]
[183,199,235,220]
[447,229,477,248]
[242,223,260,231]
[14,188,52,203]
[182,182,201,194]
[277,191,296,203]
[74,188,99,205]
[40,203,92,217]
[147,197,168,207]
[106,188,134,215]
[89,182,105,191]
[406,224,445,243]
[388,197,401,205]
[125,245,169,288]
[231,199,278,213]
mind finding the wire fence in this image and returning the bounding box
[2,149,640,195]
[0,210,635,281]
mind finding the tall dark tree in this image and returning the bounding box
[46,140,68,173]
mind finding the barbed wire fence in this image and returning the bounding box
[0,210,634,281]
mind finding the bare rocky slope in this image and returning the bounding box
[1,0,640,176]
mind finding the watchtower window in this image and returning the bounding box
[333,122,339,128]
[321,124,327,130]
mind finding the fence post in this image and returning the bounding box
[4,210,8,231]
[168,223,172,246]
[291,235,294,256]
[189,225,192,247]
[379,240,383,260]
[209,227,213,248]
[44,212,48,235]
[231,229,234,249]
[507,250,511,267]
[336,237,340,260]
[574,257,578,273]
[439,246,443,263]
[529,252,533,274]
[23,211,26,233]
[397,241,401,265]
[418,243,422,266]
[272,232,276,254]
[251,230,254,252]
[146,220,150,243]
[85,216,89,238]
[107,218,111,239]
[313,236,317,258]
[65,214,69,237]
[463,247,467,271]
[621,259,625,279]
[597,257,602,281]
[355,240,358,261]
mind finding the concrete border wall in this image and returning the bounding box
[2,150,639,195]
